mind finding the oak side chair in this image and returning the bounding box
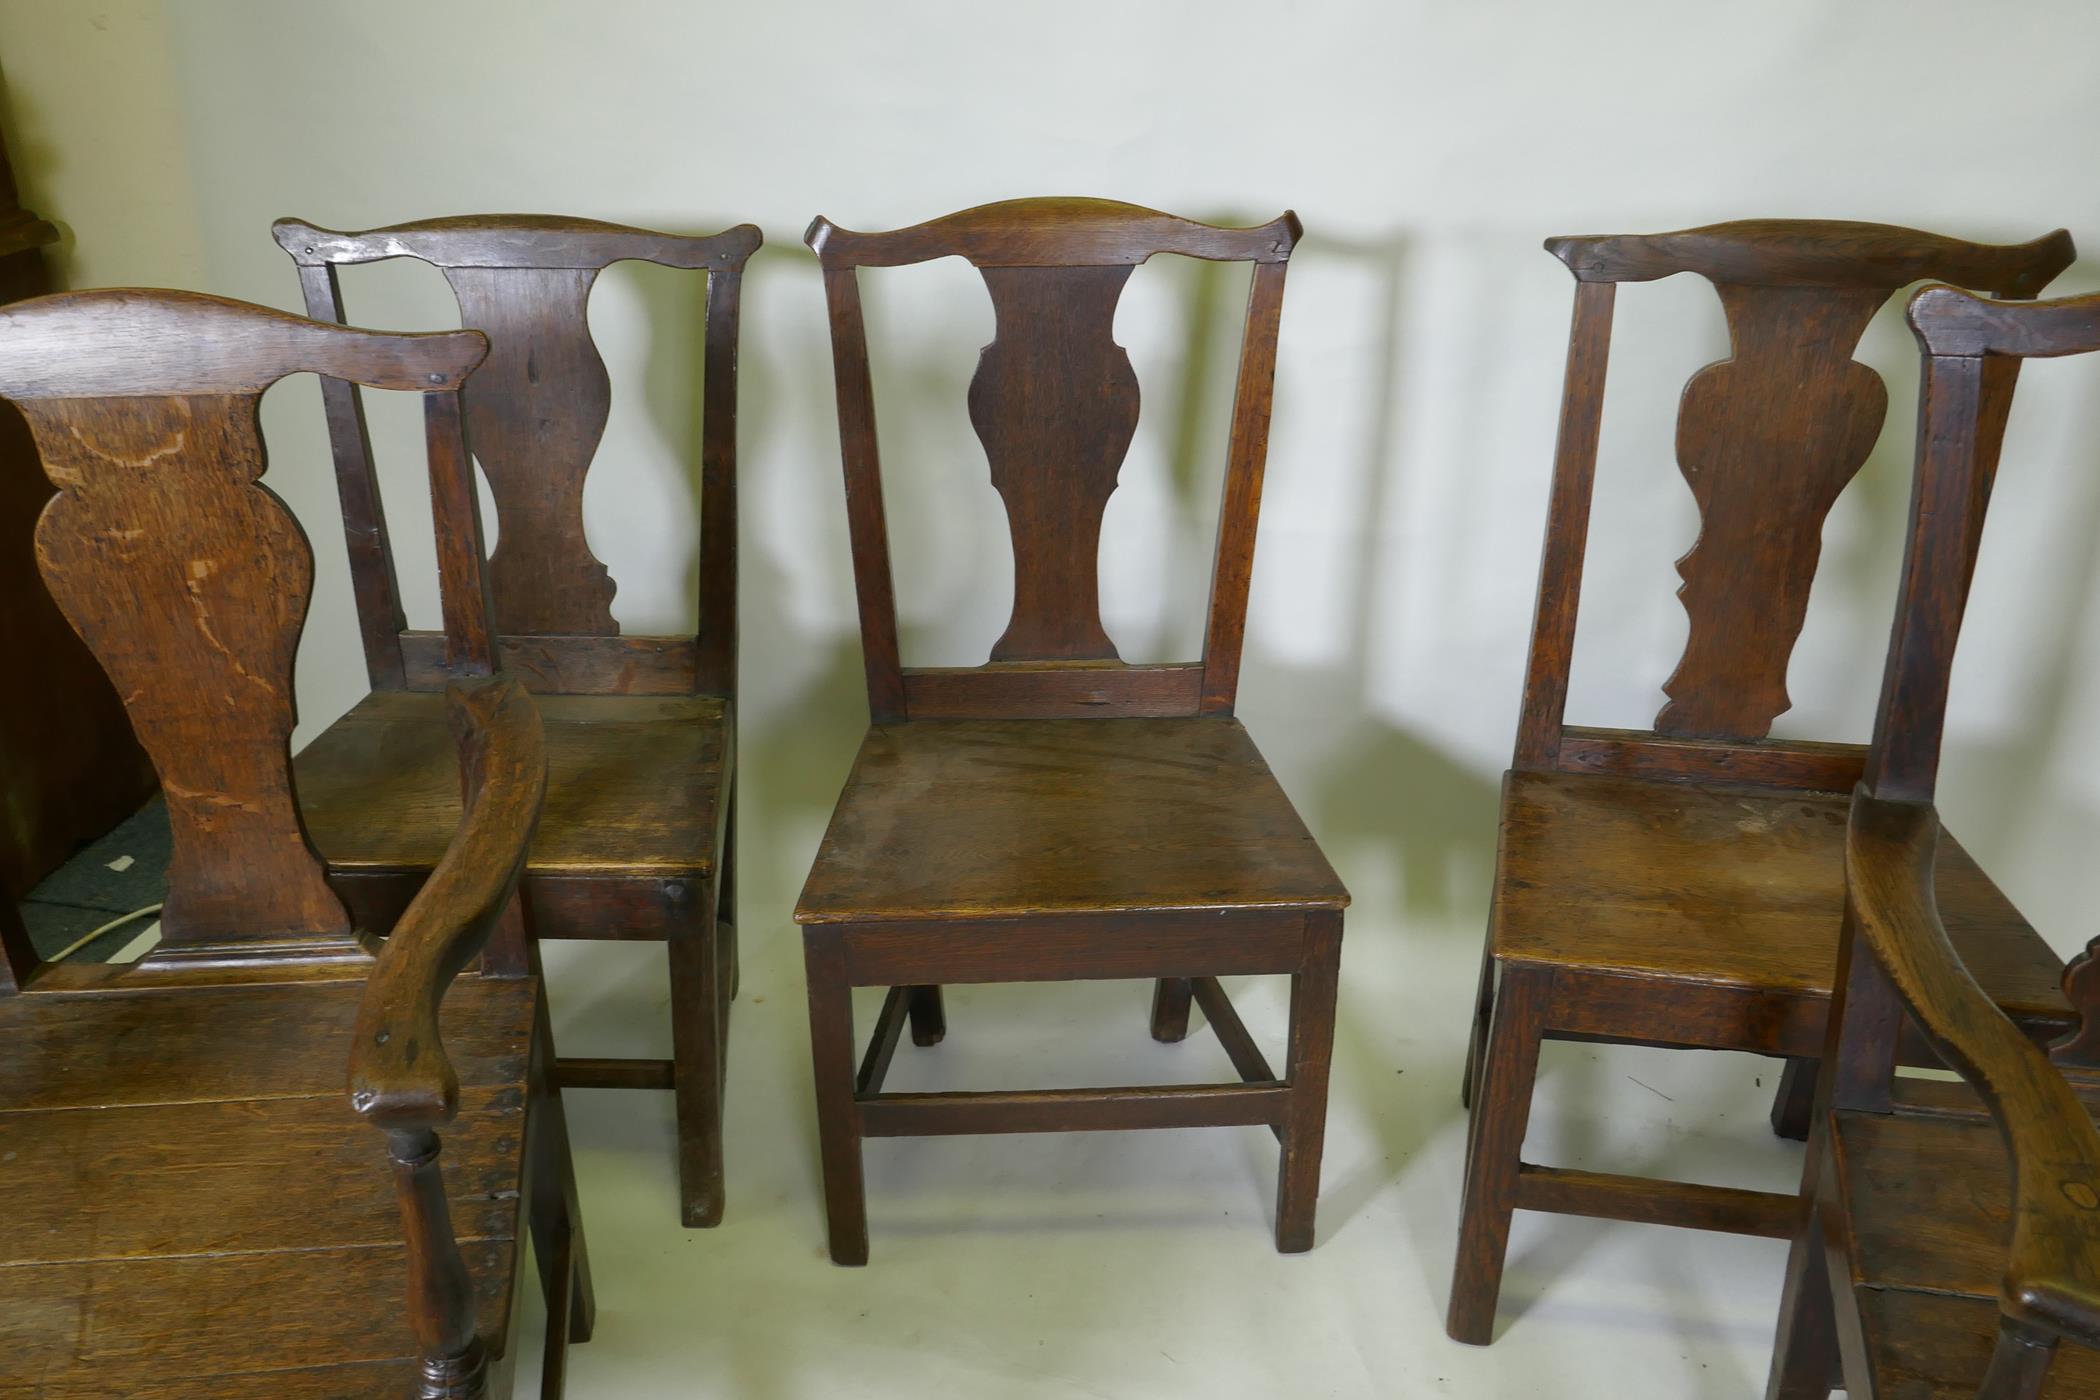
[1449,220,2082,1345]
[0,289,590,1399]
[1768,284,2100,1400]
[795,198,1348,1265]
[273,214,761,1228]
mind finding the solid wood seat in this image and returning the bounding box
[1493,770,2068,1018]
[300,691,728,878]
[1777,1102,2095,1397]
[1832,1108,2042,1299]
[1850,1292,2100,1400]
[0,977,534,1398]
[796,718,1345,924]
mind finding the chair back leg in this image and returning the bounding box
[1769,1056,1818,1142]
[1150,977,1194,1043]
[669,888,729,1227]
[907,984,947,1045]
[1460,940,1496,1109]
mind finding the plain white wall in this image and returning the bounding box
[7,0,2100,959]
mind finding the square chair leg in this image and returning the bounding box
[669,894,728,1228]
[1460,939,1497,1110]
[1150,977,1195,1043]
[907,985,946,1046]
[1276,913,1342,1252]
[1447,961,1547,1344]
[805,937,869,1265]
[1769,1056,1818,1142]
[1764,1197,1839,1400]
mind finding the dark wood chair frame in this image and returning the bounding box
[274,214,761,1228]
[0,289,589,1398]
[1449,220,2079,1344]
[1768,284,2100,1399]
[797,197,1347,1264]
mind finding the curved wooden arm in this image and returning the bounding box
[348,673,546,1130]
[1546,220,2072,293]
[806,197,1300,269]
[0,288,485,398]
[1847,792,2100,1347]
[1909,284,2100,359]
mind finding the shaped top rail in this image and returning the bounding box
[274,214,762,272]
[1547,219,2073,293]
[0,288,486,399]
[806,197,1301,269]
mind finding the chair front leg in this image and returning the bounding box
[1447,961,1548,1345]
[1275,912,1343,1253]
[806,935,870,1265]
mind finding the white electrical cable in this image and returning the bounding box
[44,903,164,964]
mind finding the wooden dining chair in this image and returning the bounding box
[0,289,590,1398]
[273,214,761,1228]
[1449,221,2081,1344]
[795,197,1348,1264]
[1767,283,2100,1400]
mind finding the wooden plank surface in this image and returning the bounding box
[796,717,1344,924]
[0,977,533,1112]
[298,690,728,876]
[0,1084,523,1264]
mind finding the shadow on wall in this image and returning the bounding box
[0,64,70,288]
[730,243,866,903]
[1938,260,2100,947]
[612,231,868,924]
[1289,227,1501,934]
[629,248,711,628]
[1249,227,1506,1238]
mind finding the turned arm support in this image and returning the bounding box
[346,673,544,1392]
[1846,792,2100,1349]
[2055,939,2100,1069]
